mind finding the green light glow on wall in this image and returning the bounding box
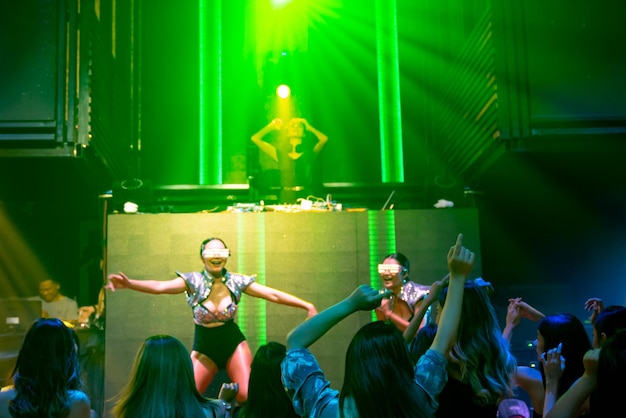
[367,210,397,321]
[375,0,404,183]
[236,214,267,346]
[253,0,310,57]
[199,0,223,184]
[132,0,141,176]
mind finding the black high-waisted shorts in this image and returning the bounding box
[192,320,246,369]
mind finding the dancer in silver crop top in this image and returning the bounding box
[106,237,317,406]
[375,252,432,332]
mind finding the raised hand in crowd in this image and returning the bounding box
[583,297,604,324]
[544,347,600,418]
[503,298,546,342]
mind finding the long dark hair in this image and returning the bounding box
[240,342,298,418]
[9,318,83,418]
[340,321,427,418]
[113,335,213,418]
[537,313,592,398]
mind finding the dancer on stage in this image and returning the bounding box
[106,237,317,405]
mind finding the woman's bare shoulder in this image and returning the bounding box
[67,390,91,418]
[0,387,16,418]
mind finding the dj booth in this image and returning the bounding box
[103,208,480,417]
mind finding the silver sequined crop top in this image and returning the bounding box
[177,269,255,325]
[398,280,430,312]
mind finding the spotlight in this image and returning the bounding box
[271,0,293,9]
[276,84,291,99]
[123,201,139,214]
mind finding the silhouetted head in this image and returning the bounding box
[9,318,82,417]
[592,305,626,348]
[131,335,198,395]
[341,321,427,418]
[537,313,592,397]
[245,342,299,418]
[13,317,81,385]
[114,335,209,418]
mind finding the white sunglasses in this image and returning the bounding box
[202,248,230,258]
[377,264,405,274]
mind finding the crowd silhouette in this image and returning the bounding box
[2,233,624,418]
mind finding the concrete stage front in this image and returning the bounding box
[104,209,480,417]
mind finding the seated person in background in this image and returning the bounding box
[251,117,328,203]
[0,318,91,418]
[32,278,78,323]
[112,334,237,418]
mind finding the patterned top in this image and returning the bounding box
[281,348,448,418]
[398,280,430,312]
[177,269,255,324]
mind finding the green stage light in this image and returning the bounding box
[271,0,294,9]
[376,0,404,183]
[199,0,223,184]
[368,210,397,321]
